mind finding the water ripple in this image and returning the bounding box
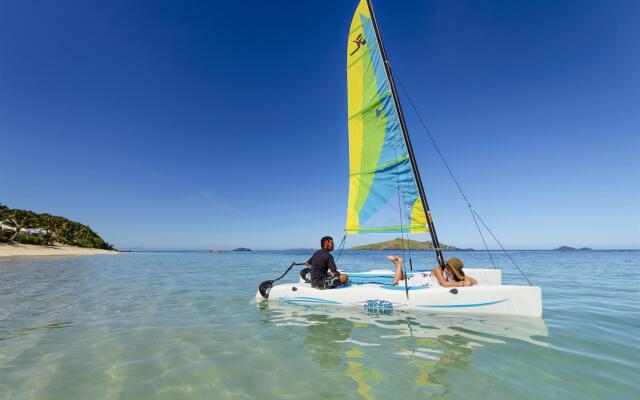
[0,250,638,399]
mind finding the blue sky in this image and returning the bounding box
[1,0,638,250]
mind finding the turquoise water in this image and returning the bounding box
[1,250,638,399]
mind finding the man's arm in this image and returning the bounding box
[465,276,477,285]
[328,254,339,276]
[306,251,315,266]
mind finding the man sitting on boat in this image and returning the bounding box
[388,256,477,287]
[306,236,349,289]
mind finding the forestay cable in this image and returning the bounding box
[393,71,537,285]
[472,210,533,286]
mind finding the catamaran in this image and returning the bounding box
[257,0,542,317]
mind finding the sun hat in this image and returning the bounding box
[446,258,465,281]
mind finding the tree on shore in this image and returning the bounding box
[4,209,35,241]
[0,204,114,250]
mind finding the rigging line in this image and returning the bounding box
[408,240,413,271]
[472,209,533,286]
[469,205,497,269]
[391,117,409,299]
[334,234,347,263]
[404,204,414,271]
[393,73,467,203]
[392,71,497,269]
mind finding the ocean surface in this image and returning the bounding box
[1,250,638,399]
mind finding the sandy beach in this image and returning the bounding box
[0,243,118,258]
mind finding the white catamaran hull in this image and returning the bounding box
[260,269,542,317]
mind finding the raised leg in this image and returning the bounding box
[387,256,405,285]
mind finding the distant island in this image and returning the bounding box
[351,238,471,251]
[233,247,251,252]
[554,246,592,251]
[0,204,114,250]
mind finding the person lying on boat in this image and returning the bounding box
[433,257,477,287]
[305,236,349,290]
[387,256,477,287]
[387,256,434,286]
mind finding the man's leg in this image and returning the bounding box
[387,256,404,285]
[319,272,349,289]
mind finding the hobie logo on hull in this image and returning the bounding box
[363,299,393,309]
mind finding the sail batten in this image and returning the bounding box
[345,0,428,235]
[350,155,408,177]
[347,92,391,120]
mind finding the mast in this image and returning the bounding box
[365,0,446,270]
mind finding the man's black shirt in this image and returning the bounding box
[307,249,338,288]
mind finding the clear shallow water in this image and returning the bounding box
[1,250,638,399]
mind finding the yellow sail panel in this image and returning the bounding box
[410,197,427,234]
[345,0,428,234]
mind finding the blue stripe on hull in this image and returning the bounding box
[278,297,342,305]
[419,299,509,308]
[379,285,430,291]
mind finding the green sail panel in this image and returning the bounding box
[345,0,428,234]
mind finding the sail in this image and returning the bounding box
[345,0,428,234]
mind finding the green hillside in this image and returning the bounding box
[351,238,465,250]
[0,204,114,250]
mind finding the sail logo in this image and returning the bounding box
[350,33,367,56]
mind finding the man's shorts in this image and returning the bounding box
[314,276,341,290]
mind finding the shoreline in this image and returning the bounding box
[0,243,118,258]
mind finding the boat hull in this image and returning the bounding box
[260,269,541,317]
